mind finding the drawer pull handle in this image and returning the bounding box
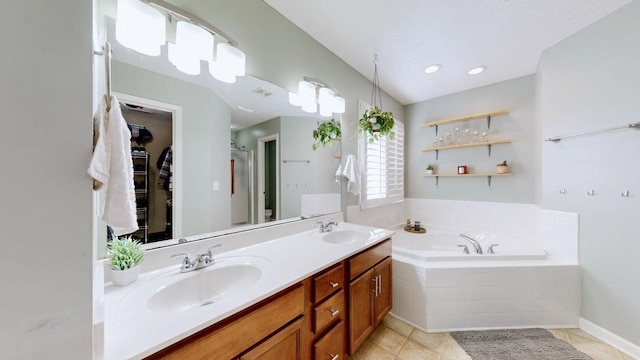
[329,309,340,317]
[329,281,339,288]
[329,353,339,360]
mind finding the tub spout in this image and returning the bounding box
[459,234,483,254]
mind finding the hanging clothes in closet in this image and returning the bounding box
[157,146,172,191]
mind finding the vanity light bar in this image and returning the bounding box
[145,0,238,46]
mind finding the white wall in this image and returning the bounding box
[0,0,94,359]
[538,1,640,346]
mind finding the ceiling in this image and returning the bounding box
[264,0,630,105]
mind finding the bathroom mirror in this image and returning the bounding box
[97,18,342,255]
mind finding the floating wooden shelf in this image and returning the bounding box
[423,173,511,188]
[420,109,509,135]
[421,139,511,159]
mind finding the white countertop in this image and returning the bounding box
[103,222,393,360]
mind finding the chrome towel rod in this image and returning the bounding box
[545,122,640,142]
[283,160,310,164]
[93,41,113,111]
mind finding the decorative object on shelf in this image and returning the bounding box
[425,164,435,175]
[312,118,342,150]
[496,160,509,174]
[458,165,468,174]
[107,235,144,286]
[359,56,395,143]
[420,109,509,135]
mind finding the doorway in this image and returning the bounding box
[257,134,279,223]
[112,92,182,241]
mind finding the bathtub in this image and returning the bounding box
[392,226,547,262]
[390,225,581,332]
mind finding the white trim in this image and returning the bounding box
[579,317,640,359]
[112,92,183,238]
[257,134,279,223]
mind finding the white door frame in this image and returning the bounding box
[257,134,279,223]
[113,91,183,238]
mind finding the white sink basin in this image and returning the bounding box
[323,229,371,244]
[147,263,262,313]
[119,256,273,314]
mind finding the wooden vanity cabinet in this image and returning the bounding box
[146,239,392,360]
[146,284,305,360]
[347,239,392,355]
[305,263,346,360]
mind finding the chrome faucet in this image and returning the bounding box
[172,244,222,273]
[317,220,338,233]
[459,234,483,254]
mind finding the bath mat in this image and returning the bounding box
[451,328,592,360]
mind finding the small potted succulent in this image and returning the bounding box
[425,164,435,175]
[107,235,144,286]
[312,118,341,150]
[358,106,395,143]
[496,160,509,174]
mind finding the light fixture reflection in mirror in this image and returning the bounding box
[98,35,341,258]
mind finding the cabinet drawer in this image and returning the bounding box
[313,321,345,360]
[313,264,344,303]
[313,289,345,334]
[348,239,391,281]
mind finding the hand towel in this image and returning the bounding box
[342,154,360,196]
[334,163,342,184]
[88,95,139,236]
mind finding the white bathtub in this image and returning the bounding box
[392,226,547,262]
[390,225,581,332]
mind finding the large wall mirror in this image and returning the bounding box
[96,6,342,255]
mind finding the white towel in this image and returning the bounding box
[335,163,342,184]
[88,95,138,236]
[342,154,360,196]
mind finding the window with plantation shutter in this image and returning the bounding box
[360,120,404,209]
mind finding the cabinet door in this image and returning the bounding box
[374,257,392,326]
[240,318,303,360]
[348,268,375,354]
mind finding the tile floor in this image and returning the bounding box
[350,315,635,360]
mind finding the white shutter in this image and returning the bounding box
[360,120,404,209]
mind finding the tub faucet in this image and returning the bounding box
[459,234,483,254]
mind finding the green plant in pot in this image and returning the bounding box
[358,106,395,143]
[312,118,341,150]
[425,164,435,175]
[359,57,396,143]
[107,235,144,286]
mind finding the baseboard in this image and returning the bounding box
[579,317,640,359]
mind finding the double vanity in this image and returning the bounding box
[103,218,393,359]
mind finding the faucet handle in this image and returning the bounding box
[200,244,222,266]
[457,245,470,254]
[488,244,499,254]
[171,252,190,264]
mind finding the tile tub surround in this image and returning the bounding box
[350,315,635,360]
[101,219,393,359]
[404,198,579,263]
[391,258,581,332]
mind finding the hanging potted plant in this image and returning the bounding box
[312,118,342,150]
[107,235,144,286]
[358,57,395,143]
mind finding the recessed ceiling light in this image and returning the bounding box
[468,66,487,75]
[230,124,237,129]
[424,64,441,74]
